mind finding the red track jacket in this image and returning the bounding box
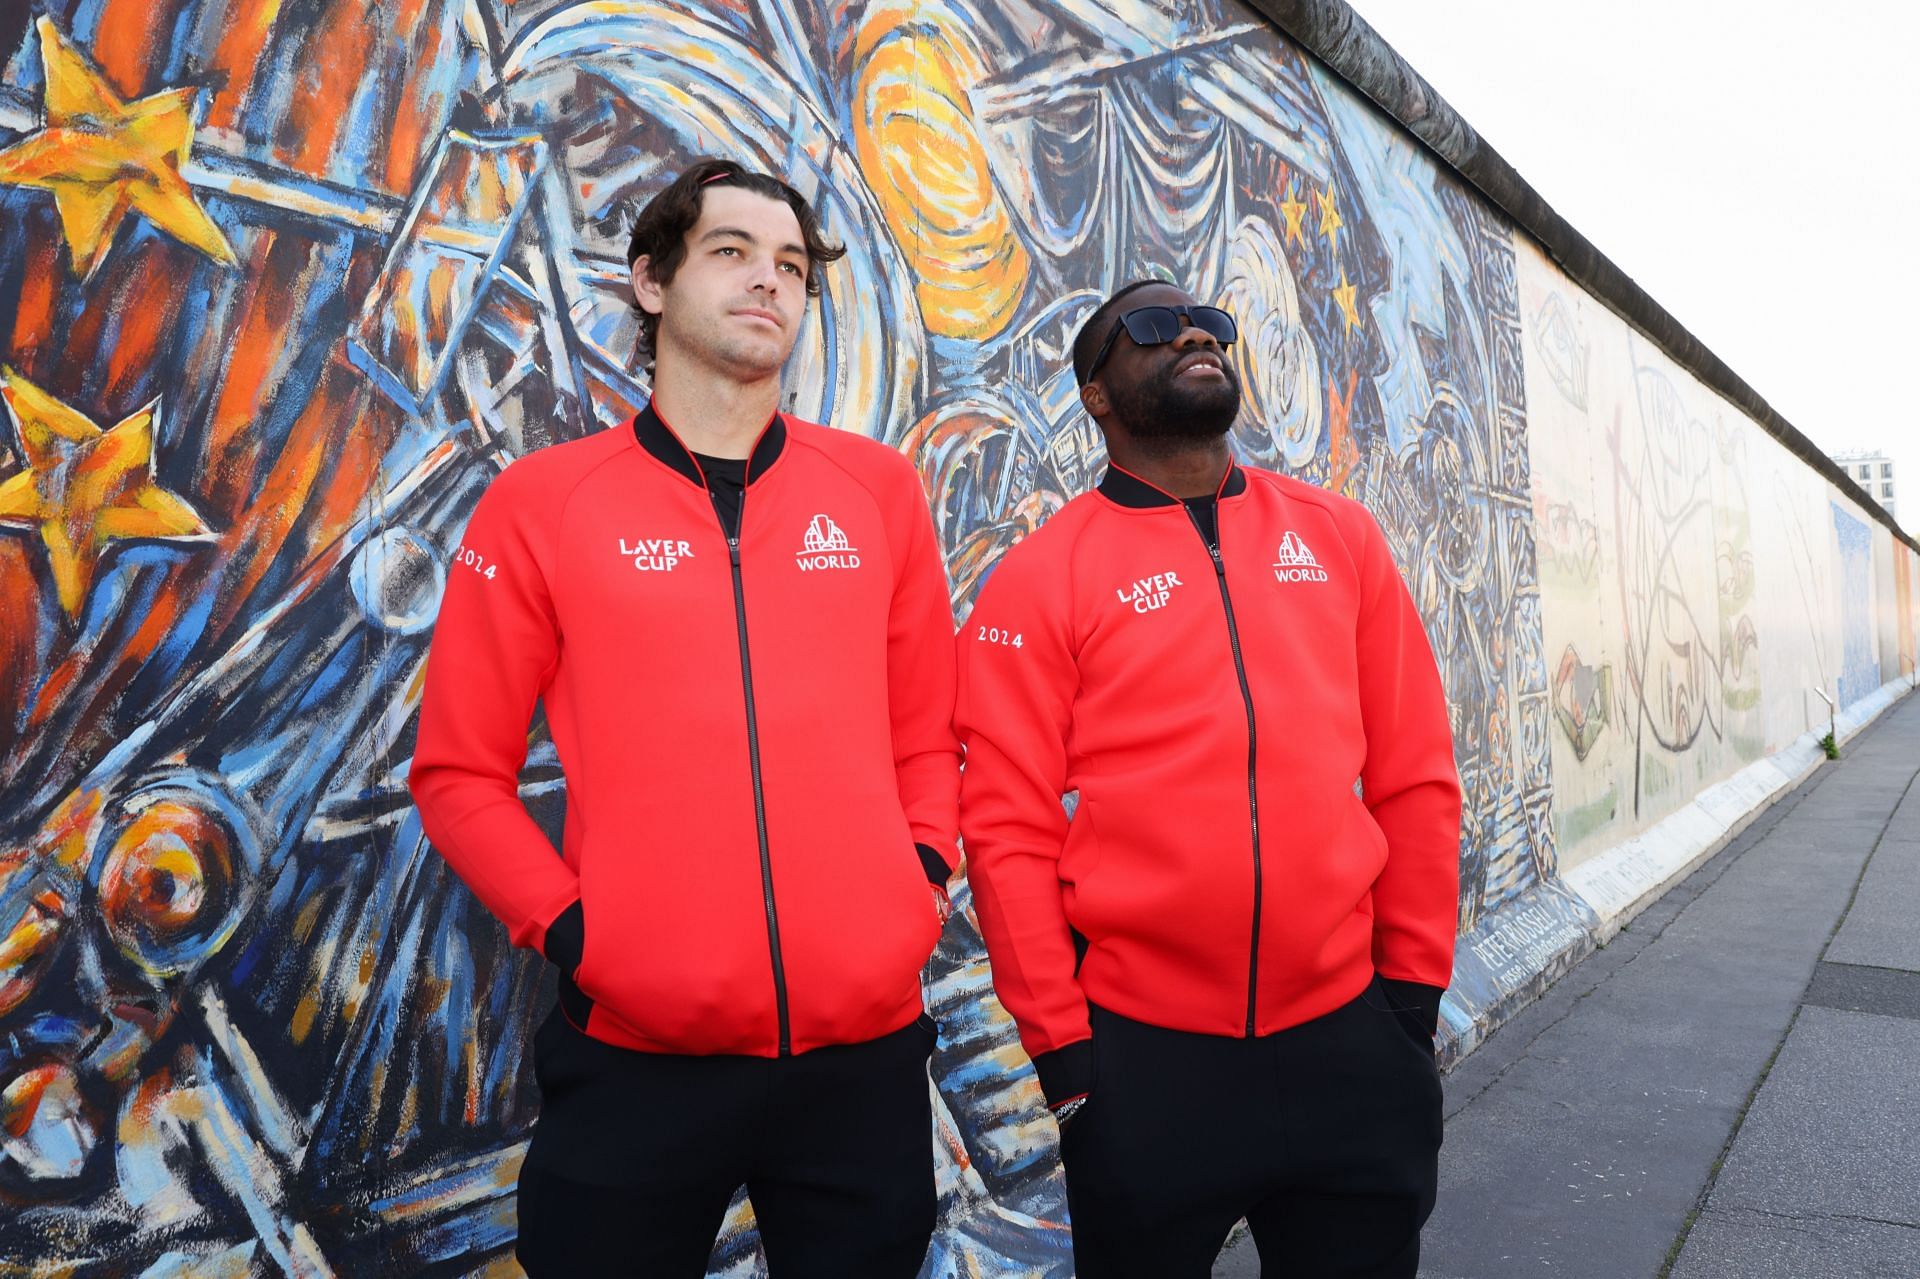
[410,406,959,1057]
[956,462,1461,1103]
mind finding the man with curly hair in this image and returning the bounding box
[412,159,959,1276]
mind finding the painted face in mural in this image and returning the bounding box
[1083,284,1242,448]
[630,185,810,381]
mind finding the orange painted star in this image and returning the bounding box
[1327,369,1360,492]
[1333,269,1362,335]
[1317,182,1343,253]
[0,16,236,278]
[0,368,213,617]
[1279,183,1309,247]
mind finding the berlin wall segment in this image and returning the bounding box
[0,0,1915,1273]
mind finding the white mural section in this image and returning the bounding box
[1520,235,1919,923]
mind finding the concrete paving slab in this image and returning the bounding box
[1825,784,1920,973]
[1212,1235,1259,1278]
[1414,899,1864,1269]
[1697,1006,1920,1229]
[1803,962,1920,1022]
[1412,698,1920,1279]
[1668,1205,1920,1279]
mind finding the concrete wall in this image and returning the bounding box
[0,1,1912,1275]
[1521,238,1919,938]
[1526,238,1891,865]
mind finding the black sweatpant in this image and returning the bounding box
[514,1009,937,1278]
[1061,978,1443,1278]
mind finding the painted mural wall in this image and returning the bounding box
[0,1,1911,1275]
[1520,236,1920,871]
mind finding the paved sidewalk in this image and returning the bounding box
[1215,688,1920,1278]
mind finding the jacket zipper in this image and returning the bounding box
[1185,502,1263,1038]
[713,483,792,1056]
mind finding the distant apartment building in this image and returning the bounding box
[1834,449,1898,524]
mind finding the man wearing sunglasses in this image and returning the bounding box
[957,280,1461,1276]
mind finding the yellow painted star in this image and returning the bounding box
[1333,270,1362,335]
[1279,184,1309,247]
[0,368,213,617]
[0,17,236,278]
[1317,182,1343,253]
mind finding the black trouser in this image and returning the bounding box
[1061,978,1443,1278]
[514,1010,937,1278]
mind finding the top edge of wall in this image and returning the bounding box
[1243,0,1920,558]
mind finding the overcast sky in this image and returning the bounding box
[1343,0,1918,533]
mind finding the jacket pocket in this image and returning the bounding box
[1057,796,1107,927]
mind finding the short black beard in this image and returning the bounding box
[1110,361,1242,454]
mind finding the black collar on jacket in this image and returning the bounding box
[633,402,788,488]
[1097,459,1248,508]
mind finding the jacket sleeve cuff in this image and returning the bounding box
[917,842,952,887]
[1379,976,1443,1042]
[542,900,586,978]
[1031,1039,1094,1108]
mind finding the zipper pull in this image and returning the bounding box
[1209,543,1225,575]
[729,537,741,567]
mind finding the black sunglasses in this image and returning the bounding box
[1085,305,1238,381]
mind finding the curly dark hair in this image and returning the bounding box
[625,159,846,371]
